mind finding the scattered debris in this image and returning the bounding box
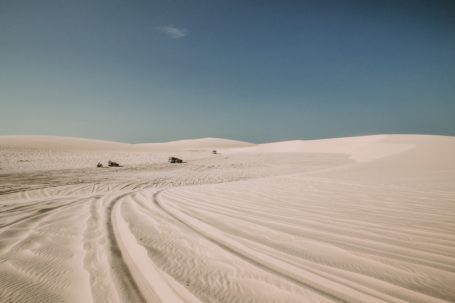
[108,160,120,167]
[168,157,183,164]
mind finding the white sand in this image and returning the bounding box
[229,134,414,162]
[0,134,454,302]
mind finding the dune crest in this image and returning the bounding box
[232,134,418,162]
[0,136,253,151]
[136,137,254,151]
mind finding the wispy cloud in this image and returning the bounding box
[156,25,189,39]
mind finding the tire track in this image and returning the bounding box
[89,192,147,303]
[0,198,89,230]
[152,189,354,303]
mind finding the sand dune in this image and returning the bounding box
[0,136,252,151]
[136,137,254,151]
[1,134,454,302]
[231,134,414,162]
[0,136,253,173]
[0,135,131,151]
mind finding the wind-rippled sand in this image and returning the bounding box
[0,135,454,302]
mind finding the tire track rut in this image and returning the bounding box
[152,189,352,303]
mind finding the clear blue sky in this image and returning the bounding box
[1,0,454,143]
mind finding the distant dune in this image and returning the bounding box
[0,135,254,151]
[231,134,414,161]
[136,137,254,151]
[0,135,131,150]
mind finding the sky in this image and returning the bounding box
[1,0,454,143]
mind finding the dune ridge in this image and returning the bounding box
[0,136,253,151]
[231,134,416,162]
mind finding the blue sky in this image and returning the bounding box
[1,0,454,143]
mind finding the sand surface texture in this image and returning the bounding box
[0,135,454,303]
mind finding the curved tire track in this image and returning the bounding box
[105,193,147,303]
[152,190,355,303]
